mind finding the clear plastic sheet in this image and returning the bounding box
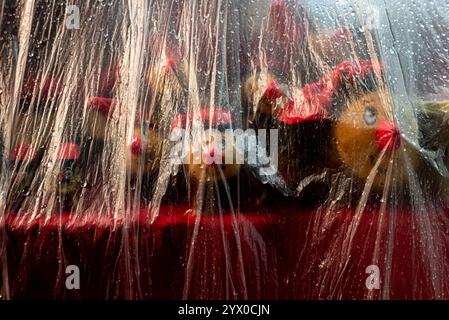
[1,0,449,299]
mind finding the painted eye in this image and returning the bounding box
[363,106,378,125]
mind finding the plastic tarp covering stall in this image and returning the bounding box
[1,0,449,300]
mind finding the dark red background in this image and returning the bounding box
[2,204,449,299]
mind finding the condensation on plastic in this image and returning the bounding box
[1,0,449,299]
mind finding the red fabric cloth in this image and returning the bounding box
[2,205,449,299]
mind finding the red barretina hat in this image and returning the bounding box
[277,59,382,124]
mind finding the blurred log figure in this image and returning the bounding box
[241,0,303,121]
[244,59,380,206]
[55,143,82,211]
[85,62,121,141]
[270,59,422,197]
[171,108,269,215]
[6,143,42,212]
[275,58,449,199]
[17,75,62,151]
[86,96,119,141]
[147,38,186,104]
[171,108,239,215]
[126,123,163,178]
[334,88,422,192]
[4,1,67,214]
[334,86,449,202]
[15,0,67,152]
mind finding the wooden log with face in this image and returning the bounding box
[16,74,62,149]
[271,60,427,198]
[248,57,449,202]
[85,56,166,195]
[126,125,162,177]
[55,143,82,210]
[86,96,119,141]
[334,89,449,201]
[7,143,42,212]
[243,66,340,199]
[245,60,381,201]
[83,62,121,141]
[334,88,422,193]
[171,108,241,214]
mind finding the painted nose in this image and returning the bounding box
[131,137,143,155]
[375,120,400,152]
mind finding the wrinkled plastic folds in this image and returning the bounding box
[2,0,449,299]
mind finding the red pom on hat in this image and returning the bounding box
[56,143,80,160]
[10,144,36,161]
